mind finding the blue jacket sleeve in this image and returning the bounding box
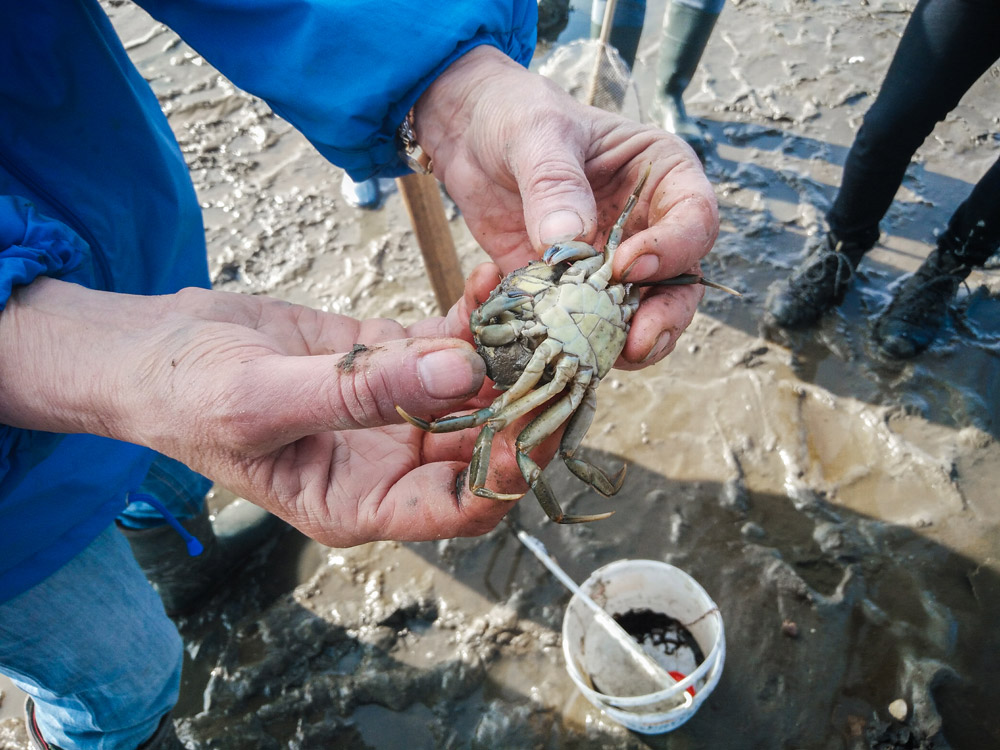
[134,0,538,181]
[0,197,89,311]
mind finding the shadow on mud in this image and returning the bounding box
[669,117,1000,440]
[172,451,1000,750]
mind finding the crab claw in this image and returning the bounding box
[543,241,600,265]
[473,291,530,323]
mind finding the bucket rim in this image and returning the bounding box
[562,559,725,708]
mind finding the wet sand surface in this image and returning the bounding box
[2,1,999,748]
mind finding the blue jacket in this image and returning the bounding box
[0,0,536,602]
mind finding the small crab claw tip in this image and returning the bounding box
[700,278,743,297]
[542,240,599,265]
[395,405,431,431]
[558,510,616,524]
[610,464,627,494]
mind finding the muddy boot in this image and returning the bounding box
[766,232,871,329]
[26,697,185,750]
[872,246,972,359]
[119,499,285,617]
[655,1,720,159]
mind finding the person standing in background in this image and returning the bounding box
[591,0,723,158]
[766,0,1000,359]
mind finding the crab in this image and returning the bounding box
[398,166,734,523]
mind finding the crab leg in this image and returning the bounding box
[587,165,651,290]
[396,405,490,433]
[396,338,565,432]
[489,338,563,405]
[511,372,615,523]
[467,355,578,501]
[472,291,530,324]
[558,383,626,496]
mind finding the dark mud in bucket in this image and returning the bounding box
[562,560,725,734]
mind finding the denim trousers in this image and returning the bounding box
[0,455,211,749]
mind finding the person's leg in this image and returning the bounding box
[654,0,724,158]
[119,454,212,529]
[0,525,183,750]
[768,0,1000,329]
[873,155,1000,357]
[828,0,1000,244]
[118,454,287,617]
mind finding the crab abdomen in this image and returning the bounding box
[540,283,629,379]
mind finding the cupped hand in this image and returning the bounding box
[131,272,551,547]
[0,274,539,548]
[414,46,719,367]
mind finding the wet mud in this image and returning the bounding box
[2,0,999,749]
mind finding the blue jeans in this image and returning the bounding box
[0,455,209,749]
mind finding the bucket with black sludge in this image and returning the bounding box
[562,559,725,734]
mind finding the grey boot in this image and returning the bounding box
[119,498,286,617]
[26,697,185,750]
[872,245,972,359]
[655,1,720,159]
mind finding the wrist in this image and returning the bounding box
[413,45,524,183]
[0,277,167,440]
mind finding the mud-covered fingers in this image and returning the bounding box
[616,282,704,368]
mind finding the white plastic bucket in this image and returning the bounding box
[562,559,725,734]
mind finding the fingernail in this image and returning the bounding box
[539,210,584,245]
[641,332,672,364]
[418,349,485,399]
[624,254,660,282]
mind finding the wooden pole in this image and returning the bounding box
[396,172,465,313]
[586,0,619,106]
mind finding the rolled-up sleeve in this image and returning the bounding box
[0,197,88,311]
[134,0,538,180]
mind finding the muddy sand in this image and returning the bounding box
[2,0,998,748]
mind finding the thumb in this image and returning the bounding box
[263,338,485,436]
[517,154,598,252]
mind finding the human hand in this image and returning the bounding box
[413,46,719,368]
[0,275,549,546]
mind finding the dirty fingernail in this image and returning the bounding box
[624,255,660,282]
[418,349,485,399]
[539,210,584,245]
[641,332,672,364]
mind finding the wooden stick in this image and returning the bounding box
[396,172,465,313]
[586,0,620,106]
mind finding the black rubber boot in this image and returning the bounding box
[766,232,871,329]
[872,246,972,359]
[26,697,185,750]
[119,498,286,617]
[655,1,720,159]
